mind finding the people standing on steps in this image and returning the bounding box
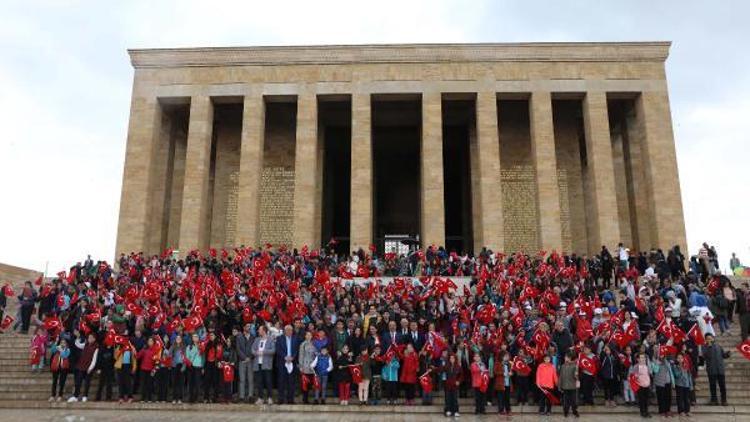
[22,243,744,414]
[701,333,729,406]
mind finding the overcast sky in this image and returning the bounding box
[1,1,747,275]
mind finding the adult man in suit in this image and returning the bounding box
[380,320,401,351]
[406,320,424,351]
[275,324,300,404]
[236,323,255,403]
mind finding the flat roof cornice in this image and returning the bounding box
[128,42,671,69]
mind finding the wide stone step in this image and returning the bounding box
[0,400,746,415]
[1,388,748,402]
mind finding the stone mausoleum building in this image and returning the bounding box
[116,42,686,257]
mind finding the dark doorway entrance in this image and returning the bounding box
[320,98,351,254]
[442,98,474,254]
[372,96,421,252]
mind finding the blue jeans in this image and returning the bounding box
[718,315,730,333]
[314,375,328,400]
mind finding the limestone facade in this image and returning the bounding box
[116,42,687,257]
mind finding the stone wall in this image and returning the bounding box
[499,100,538,253]
[259,103,297,246]
[209,110,241,249]
[553,100,588,255]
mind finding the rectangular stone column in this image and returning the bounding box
[582,91,621,251]
[115,96,161,256]
[292,92,319,249]
[421,91,445,248]
[635,89,687,252]
[178,95,214,253]
[529,91,563,252]
[475,91,504,252]
[235,94,265,248]
[350,93,373,251]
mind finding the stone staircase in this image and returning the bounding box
[1,330,749,414]
[1,270,749,414]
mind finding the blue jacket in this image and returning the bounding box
[382,357,400,382]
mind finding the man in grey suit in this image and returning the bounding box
[236,323,255,403]
[251,325,276,404]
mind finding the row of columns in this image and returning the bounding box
[118,88,685,256]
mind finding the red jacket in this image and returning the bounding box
[137,347,156,371]
[470,362,487,388]
[400,353,419,384]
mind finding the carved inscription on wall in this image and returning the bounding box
[259,166,295,246]
[557,168,571,254]
[224,170,239,246]
[501,165,538,253]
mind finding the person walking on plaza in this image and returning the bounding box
[702,333,729,406]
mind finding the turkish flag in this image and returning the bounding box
[43,316,61,332]
[222,363,235,382]
[304,373,319,392]
[612,331,632,349]
[479,371,490,393]
[182,314,203,332]
[671,326,687,345]
[538,386,560,405]
[625,322,639,341]
[687,323,705,346]
[419,372,433,393]
[578,354,599,375]
[655,305,665,322]
[29,348,41,365]
[629,373,640,393]
[736,339,750,361]
[512,357,531,376]
[532,329,550,349]
[1,315,15,330]
[617,352,631,368]
[2,284,14,297]
[659,344,678,357]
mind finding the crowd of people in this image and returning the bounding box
[2,242,750,419]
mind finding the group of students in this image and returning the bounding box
[3,243,745,418]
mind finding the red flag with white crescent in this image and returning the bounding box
[512,357,531,376]
[578,354,599,375]
[736,339,750,361]
[538,385,560,405]
[687,323,705,346]
[349,365,363,384]
[629,373,640,393]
